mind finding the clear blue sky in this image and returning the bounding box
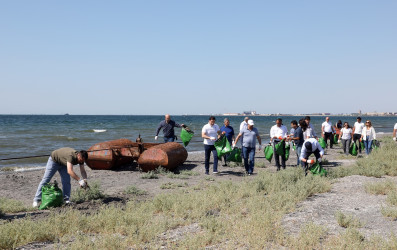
[1,1,396,115]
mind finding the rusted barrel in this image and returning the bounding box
[137,142,188,172]
[86,139,139,170]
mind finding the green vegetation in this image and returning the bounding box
[124,186,147,196]
[160,182,188,189]
[335,211,363,228]
[71,182,106,204]
[228,162,243,168]
[0,167,17,172]
[140,171,159,179]
[0,197,32,214]
[204,176,215,181]
[166,170,199,179]
[364,179,396,195]
[254,161,266,168]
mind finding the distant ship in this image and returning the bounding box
[64,113,70,115]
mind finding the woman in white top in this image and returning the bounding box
[360,120,376,155]
[338,122,353,155]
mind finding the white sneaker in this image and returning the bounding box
[32,201,39,208]
[213,171,219,174]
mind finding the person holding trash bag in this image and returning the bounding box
[270,118,288,171]
[291,119,305,166]
[155,114,185,143]
[322,117,335,149]
[202,116,221,175]
[360,120,377,155]
[300,138,325,175]
[338,122,353,155]
[220,118,235,166]
[234,119,262,175]
[33,148,89,208]
[352,117,365,154]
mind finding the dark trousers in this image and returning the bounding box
[204,144,218,173]
[353,134,361,153]
[164,136,175,143]
[301,149,321,172]
[242,146,255,174]
[273,140,286,170]
[324,132,334,148]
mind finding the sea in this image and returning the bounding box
[0,115,395,171]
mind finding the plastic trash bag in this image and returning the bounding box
[214,135,232,158]
[310,162,327,176]
[264,144,273,162]
[226,147,242,163]
[275,140,285,155]
[285,142,291,161]
[334,134,338,144]
[319,137,327,149]
[372,140,380,150]
[180,127,194,147]
[349,142,358,156]
[39,181,63,210]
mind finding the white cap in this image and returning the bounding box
[248,120,254,125]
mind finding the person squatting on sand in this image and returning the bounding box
[322,117,335,149]
[361,120,376,155]
[234,119,262,175]
[220,118,235,166]
[155,114,185,143]
[33,148,89,208]
[201,116,221,175]
[270,118,288,171]
[352,117,364,154]
[300,138,324,175]
[338,122,353,155]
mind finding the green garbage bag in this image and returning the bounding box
[214,135,232,158]
[310,162,328,176]
[349,142,358,156]
[264,145,273,162]
[226,147,242,163]
[361,141,365,151]
[333,134,338,144]
[285,143,291,161]
[39,181,63,210]
[180,127,194,147]
[275,140,285,155]
[372,140,380,150]
[319,137,327,149]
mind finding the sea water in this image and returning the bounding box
[0,115,395,170]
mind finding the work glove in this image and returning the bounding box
[210,137,216,141]
[258,145,262,151]
[232,140,236,148]
[307,159,315,164]
[155,136,158,141]
[338,140,341,144]
[278,136,283,140]
[79,179,88,189]
[393,137,396,142]
[318,158,322,163]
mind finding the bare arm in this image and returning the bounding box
[257,135,262,146]
[80,164,87,179]
[67,162,80,181]
[235,134,242,144]
[393,129,396,138]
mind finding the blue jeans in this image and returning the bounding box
[204,144,218,172]
[364,139,373,155]
[242,146,255,174]
[164,136,175,143]
[34,157,71,202]
[296,145,302,166]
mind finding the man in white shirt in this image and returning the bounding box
[352,117,364,154]
[270,118,288,171]
[393,123,397,142]
[300,138,324,175]
[239,117,249,147]
[305,116,318,139]
[321,117,335,149]
[201,116,220,175]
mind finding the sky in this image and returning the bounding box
[0,1,396,115]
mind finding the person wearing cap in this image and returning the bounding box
[321,117,335,149]
[352,117,364,154]
[33,148,89,208]
[155,114,185,143]
[270,118,288,171]
[201,116,221,175]
[234,119,262,175]
[300,138,325,175]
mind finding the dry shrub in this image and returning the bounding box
[364,179,396,195]
[335,211,363,228]
[0,197,32,213]
[71,181,105,204]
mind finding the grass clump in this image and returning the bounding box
[254,161,266,168]
[141,171,159,179]
[335,211,363,228]
[160,182,188,189]
[0,197,32,213]
[124,186,147,196]
[166,170,199,179]
[288,222,327,249]
[204,176,215,181]
[0,167,17,172]
[228,162,243,168]
[381,206,397,220]
[71,181,105,204]
[364,179,396,195]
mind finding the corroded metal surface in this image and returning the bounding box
[137,142,188,172]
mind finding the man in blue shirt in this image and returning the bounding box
[220,118,235,166]
[155,114,184,143]
[234,120,262,175]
